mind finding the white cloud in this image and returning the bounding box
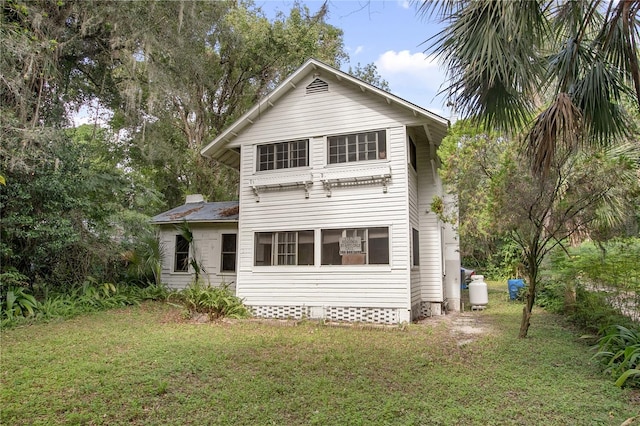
[376,50,439,76]
[375,50,449,112]
[354,45,364,55]
[398,0,410,9]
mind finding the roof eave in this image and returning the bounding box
[151,219,239,225]
[201,58,449,158]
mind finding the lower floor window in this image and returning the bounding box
[321,227,389,265]
[174,235,190,272]
[255,231,314,266]
[221,234,237,272]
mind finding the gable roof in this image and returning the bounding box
[150,201,239,225]
[201,58,449,168]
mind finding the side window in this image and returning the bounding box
[412,228,420,266]
[221,234,237,272]
[409,137,417,171]
[174,235,189,272]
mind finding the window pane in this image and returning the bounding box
[409,137,417,171]
[275,142,288,169]
[327,130,386,164]
[277,232,296,265]
[298,230,314,265]
[222,254,236,272]
[412,228,419,266]
[175,235,189,272]
[321,229,342,265]
[255,232,273,266]
[257,140,309,170]
[368,227,389,264]
[222,234,236,253]
[377,130,387,159]
[221,234,237,272]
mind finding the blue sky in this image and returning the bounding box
[259,0,451,118]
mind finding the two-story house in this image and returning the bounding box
[152,58,460,323]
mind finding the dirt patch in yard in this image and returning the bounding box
[416,310,493,346]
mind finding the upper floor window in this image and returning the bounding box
[328,130,386,164]
[257,140,308,171]
[254,231,314,266]
[409,137,417,171]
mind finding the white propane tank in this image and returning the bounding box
[468,275,488,310]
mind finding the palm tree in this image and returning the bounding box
[420,0,640,175]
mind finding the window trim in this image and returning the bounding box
[254,230,315,266]
[256,139,309,172]
[327,130,387,165]
[220,233,237,273]
[174,235,190,273]
[409,136,417,172]
[412,228,420,267]
[321,227,390,266]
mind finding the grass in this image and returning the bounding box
[1,283,638,425]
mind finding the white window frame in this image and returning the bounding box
[412,228,420,267]
[321,227,390,265]
[257,139,309,172]
[220,233,237,273]
[174,235,190,273]
[409,136,417,172]
[254,230,315,266]
[327,130,387,164]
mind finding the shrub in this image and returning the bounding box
[0,280,169,328]
[173,282,250,321]
[1,287,40,323]
[569,286,634,334]
[593,325,640,388]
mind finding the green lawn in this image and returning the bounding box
[1,284,638,425]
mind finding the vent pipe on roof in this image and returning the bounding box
[185,194,204,204]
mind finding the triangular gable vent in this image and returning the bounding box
[306,78,329,94]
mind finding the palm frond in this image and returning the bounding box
[573,61,631,142]
[596,0,640,107]
[422,0,547,132]
[527,92,584,175]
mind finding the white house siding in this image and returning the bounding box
[416,132,445,315]
[232,76,424,323]
[407,139,422,319]
[158,223,237,291]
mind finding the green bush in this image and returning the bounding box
[173,282,250,321]
[1,287,40,323]
[0,280,169,328]
[537,238,640,329]
[593,325,640,388]
[569,286,634,333]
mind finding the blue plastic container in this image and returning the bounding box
[508,279,525,300]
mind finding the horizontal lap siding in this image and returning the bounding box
[159,224,237,291]
[235,78,412,309]
[409,167,422,308]
[417,139,443,301]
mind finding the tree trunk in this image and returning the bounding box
[518,256,538,338]
[519,304,532,338]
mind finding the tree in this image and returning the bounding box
[105,1,347,205]
[0,0,349,288]
[439,121,640,337]
[348,62,390,91]
[420,0,640,175]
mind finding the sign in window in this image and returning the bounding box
[322,228,389,265]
